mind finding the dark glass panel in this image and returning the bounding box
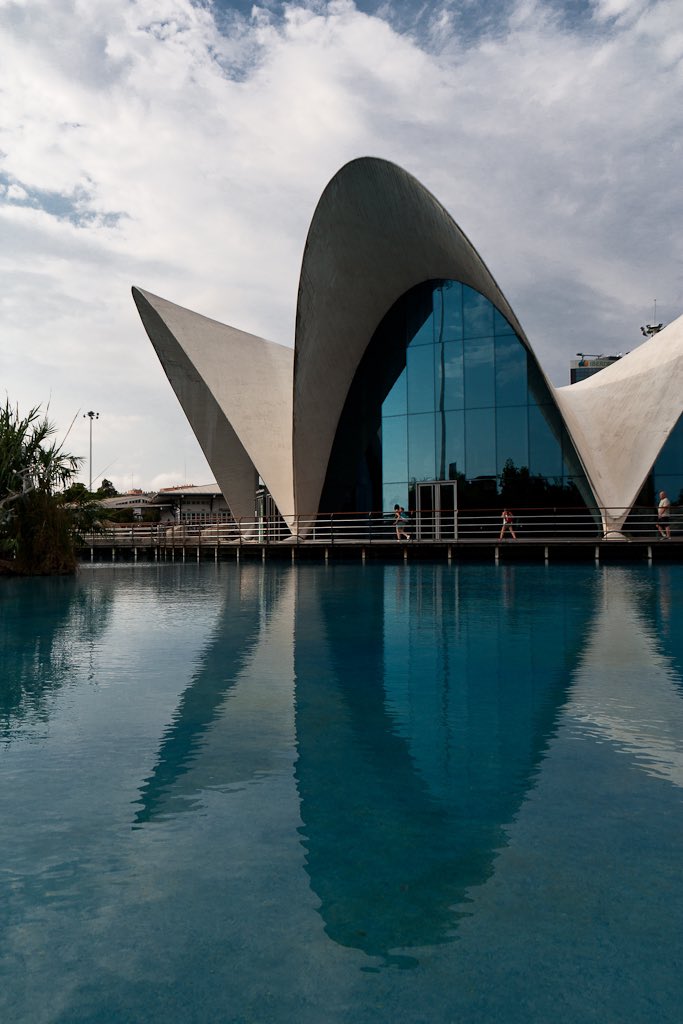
[407,345,436,414]
[496,407,528,475]
[435,339,464,412]
[465,408,496,478]
[383,482,409,513]
[653,475,683,507]
[654,414,683,476]
[464,335,495,409]
[434,281,463,342]
[526,356,554,409]
[382,415,408,484]
[408,413,436,481]
[409,313,434,347]
[495,335,527,407]
[436,409,465,482]
[406,287,434,346]
[382,367,407,417]
[493,307,516,335]
[463,286,494,339]
[324,275,593,518]
[417,483,434,511]
[528,404,563,478]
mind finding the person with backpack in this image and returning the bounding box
[394,504,411,541]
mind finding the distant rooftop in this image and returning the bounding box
[569,354,622,385]
[154,483,223,496]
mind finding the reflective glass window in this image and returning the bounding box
[436,409,465,481]
[383,482,409,513]
[653,475,683,506]
[328,277,592,515]
[407,309,434,346]
[654,414,683,475]
[382,415,408,483]
[495,335,527,407]
[493,307,516,335]
[382,367,407,417]
[404,284,433,346]
[408,413,436,481]
[528,404,563,478]
[407,345,436,414]
[434,281,463,342]
[496,406,528,474]
[435,339,464,411]
[465,408,496,478]
[463,286,494,338]
[464,335,495,408]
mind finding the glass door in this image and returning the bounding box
[416,482,458,540]
[437,482,457,540]
[417,483,435,540]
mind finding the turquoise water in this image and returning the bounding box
[1,562,682,1023]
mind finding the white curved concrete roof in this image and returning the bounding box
[554,312,683,531]
[293,157,543,517]
[132,288,294,520]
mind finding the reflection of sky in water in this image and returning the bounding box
[0,563,682,1023]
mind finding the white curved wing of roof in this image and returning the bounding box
[554,313,683,531]
[132,288,294,521]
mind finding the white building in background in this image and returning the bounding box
[148,484,232,525]
[570,355,622,385]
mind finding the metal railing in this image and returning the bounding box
[78,505,680,547]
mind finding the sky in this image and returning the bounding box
[1,0,682,492]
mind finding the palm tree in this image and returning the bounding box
[0,401,82,575]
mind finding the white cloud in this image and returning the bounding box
[1,0,682,489]
[5,182,29,199]
[592,0,648,26]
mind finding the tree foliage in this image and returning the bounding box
[96,478,118,498]
[0,401,83,575]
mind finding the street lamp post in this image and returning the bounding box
[83,411,99,492]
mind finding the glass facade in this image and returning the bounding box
[653,413,683,504]
[319,280,590,513]
[628,412,683,521]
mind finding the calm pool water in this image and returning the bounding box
[1,562,682,1023]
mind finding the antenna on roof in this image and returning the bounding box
[640,299,663,339]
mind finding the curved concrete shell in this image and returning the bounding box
[132,288,294,521]
[555,313,683,533]
[293,157,541,518]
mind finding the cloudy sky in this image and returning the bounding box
[1,0,682,492]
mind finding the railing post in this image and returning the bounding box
[330,513,334,545]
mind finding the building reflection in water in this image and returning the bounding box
[567,567,683,789]
[133,563,296,825]
[128,561,683,967]
[293,563,588,965]
[0,572,115,738]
